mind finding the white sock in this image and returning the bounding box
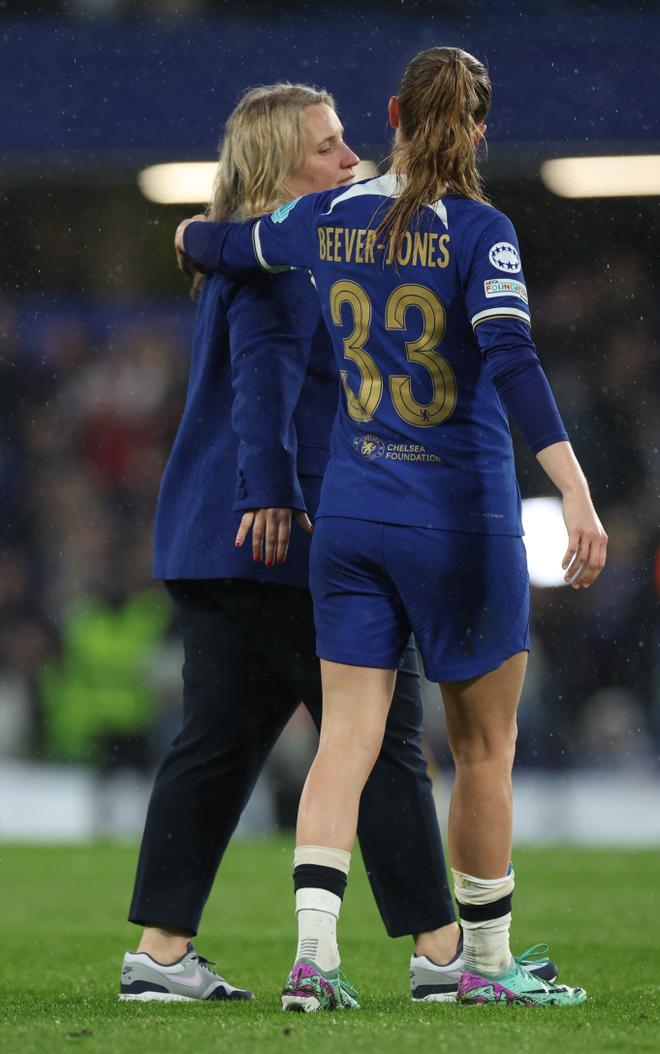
[293,845,351,973]
[453,867,515,977]
[295,887,342,972]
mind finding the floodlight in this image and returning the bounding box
[521,496,568,588]
[138,160,378,205]
[541,155,660,198]
[138,163,216,205]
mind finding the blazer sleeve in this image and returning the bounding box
[226,269,320,512]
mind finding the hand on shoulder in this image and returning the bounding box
[175,214,208,274]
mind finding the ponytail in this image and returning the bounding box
[375,48,491,260]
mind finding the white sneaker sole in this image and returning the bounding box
[411,990,458,1003]
[118,992,198,1003]
[281,994,321,1013]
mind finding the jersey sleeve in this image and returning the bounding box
[464,210,532,335]
[463,209,568,454]
[183,219,261,275]
[182,192,324,276]
[252,193,321,272]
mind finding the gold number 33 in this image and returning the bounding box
[329,280,456,427]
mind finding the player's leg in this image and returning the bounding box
[297,660,396,850]
[386,524,527,985]
[406,648,555,999]
[282,658,396,1011]
[444,652,525,880]
[281,517,405,1011]
[298,635,458,958]
[441,658,585,1005]
[123,579,298,1002]
[387,526,570,1003]
[442,651,524,979]
[356,639,459,964]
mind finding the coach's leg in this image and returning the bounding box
[129,581,298,961]
[356,639,458,955]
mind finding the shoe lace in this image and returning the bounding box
[511,959,556,993]
[193,952,217,973]
[338,972,359,1000]
[514,943,550,966]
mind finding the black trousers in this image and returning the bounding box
[129,579,455,938]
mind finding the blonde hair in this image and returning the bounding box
[191,82,334,298]
[376,47,492,258]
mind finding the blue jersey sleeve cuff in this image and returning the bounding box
[494,361,569,454]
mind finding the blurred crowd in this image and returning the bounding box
[0,246,658,806]
[0,299,192,770]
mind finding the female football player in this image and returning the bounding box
[177,48,607,1008]
[120,81,512,1006]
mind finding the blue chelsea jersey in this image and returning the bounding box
[185,174,541,535]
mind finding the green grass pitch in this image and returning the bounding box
[1,838,658,1054]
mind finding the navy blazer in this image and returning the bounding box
[153,268,338,590]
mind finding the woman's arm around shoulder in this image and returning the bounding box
[175,190,331,276]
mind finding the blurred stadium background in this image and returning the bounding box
[1,0,658,846]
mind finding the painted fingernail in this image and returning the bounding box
[265,561,272,568]
[254,556,261,563]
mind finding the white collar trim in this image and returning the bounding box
[323,172,448,229]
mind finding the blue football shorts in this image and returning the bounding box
[310,516,530,683]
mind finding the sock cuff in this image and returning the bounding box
[458,894,512,923]
[451,867,515,906]
[295,887,342,917]
[294,845,351,874]
[293,863,347,899]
